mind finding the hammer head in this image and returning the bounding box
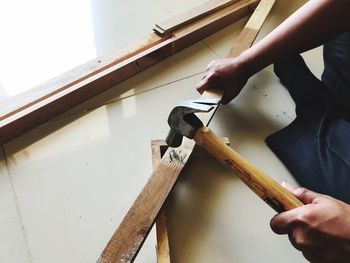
[166,98,218,147]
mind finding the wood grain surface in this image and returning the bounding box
[152,140,171,263]
[154,0,240,36]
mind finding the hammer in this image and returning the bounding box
[166,99,303,212]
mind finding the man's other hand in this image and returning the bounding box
[270,182,350,263]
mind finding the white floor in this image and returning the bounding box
[0,0,322,262]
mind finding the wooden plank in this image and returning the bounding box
[0,0,258,144]
[98,139,196,263]
[152,138,230,263]
[153,0,240,36]
[156,210,170,263]
[229,0,275,55]
[152,140,171,263]
[0,33,164,121]
[97,1,274,262]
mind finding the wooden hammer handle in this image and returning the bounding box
[194,126,303,212]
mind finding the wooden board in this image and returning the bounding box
[156,210,170,263]
[97,1,275,262]
[229,0,276,55]
[152,140,171,263]
[98,139,196,263]
[153,0,240,36]
[152,138,230,263]
[0,0,259,144]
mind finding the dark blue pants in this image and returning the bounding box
[266,32,350,203]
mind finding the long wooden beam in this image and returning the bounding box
[153,0,240,36]
[97,0,275,262]
[0,0,259,144]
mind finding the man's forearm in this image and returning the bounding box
[240,0,350,76]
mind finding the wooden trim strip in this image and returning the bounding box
[152,140,171,263]
[0,33,165,121]
[153,0,240,36]
[98,139,196,263]
[0,0,258,144]
[229,0,275,55]
[156,210,171,263]
[97,1,275,262]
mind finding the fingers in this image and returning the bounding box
[196,75,212,94]
[271,209,318,254]
[281,182,321,204]
[270,209,299,234]
[302,247,324,262]
[196,58,246,103]
[270,183,320,234]
[281,181,320,204]
[206,60,215,70]
[197,59,230,95]
[197,60,217,94]
[292,187,321,204]
[288,227,313,251]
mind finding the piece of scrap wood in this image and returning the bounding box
[229,0,275,55]
[156,210,170,263]
[97,1,275,262]
[152,140,171,263]
[153,0,240,36]
[98,138,196,263]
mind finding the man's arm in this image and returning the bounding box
[197,0,350,104]
[270,182,350,263]
[241,0,350,75]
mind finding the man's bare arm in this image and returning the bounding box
[197,0,350,103]
[242,0,350,76]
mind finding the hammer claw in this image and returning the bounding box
[166,99,218,147]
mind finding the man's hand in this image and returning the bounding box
[196,57,250,104]
[270,182,350,263]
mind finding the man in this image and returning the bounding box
[196,0,350,262]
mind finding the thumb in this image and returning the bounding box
[282,181,320,204]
